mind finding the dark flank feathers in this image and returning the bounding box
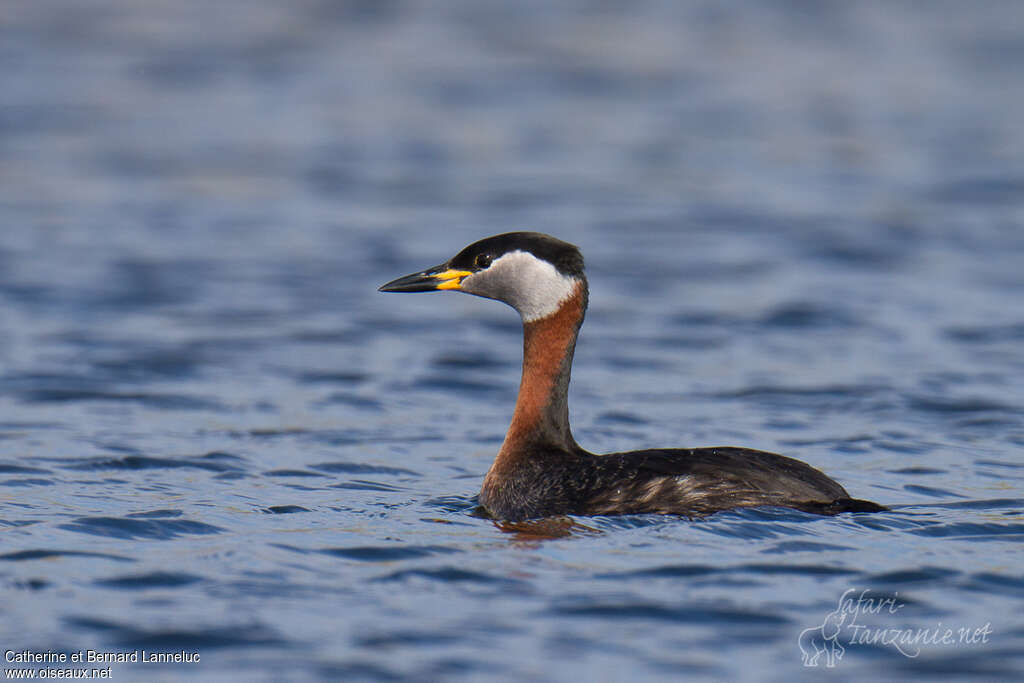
[480,446,888,522]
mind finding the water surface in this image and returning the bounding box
[1,1,1023,681]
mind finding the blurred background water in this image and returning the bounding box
[1,1,1023,680]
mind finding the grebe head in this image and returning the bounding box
[379,232,585,322]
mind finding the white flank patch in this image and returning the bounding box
[461,250,578,322]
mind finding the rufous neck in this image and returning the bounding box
[501,280,588,454]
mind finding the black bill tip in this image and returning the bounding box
[378,265,451,293]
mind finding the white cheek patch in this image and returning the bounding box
[462,250,579,322]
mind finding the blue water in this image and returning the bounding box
[2,1,1023,681]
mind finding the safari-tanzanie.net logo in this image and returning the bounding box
[798,588,992,667]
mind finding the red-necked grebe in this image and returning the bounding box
[379,232,886,522]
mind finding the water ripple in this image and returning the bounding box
[908,522,1024,539]
[66,618,283,650]
[318,545,459,562]
[262,505,310,514]
[59,453,245,473]
[0,549,134,563]
[309,461,420,477]
[374,567,522,585]
[17,389,225,411]
[58,516,225,540]
[548,600,791,625]
[94,572,204,589]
